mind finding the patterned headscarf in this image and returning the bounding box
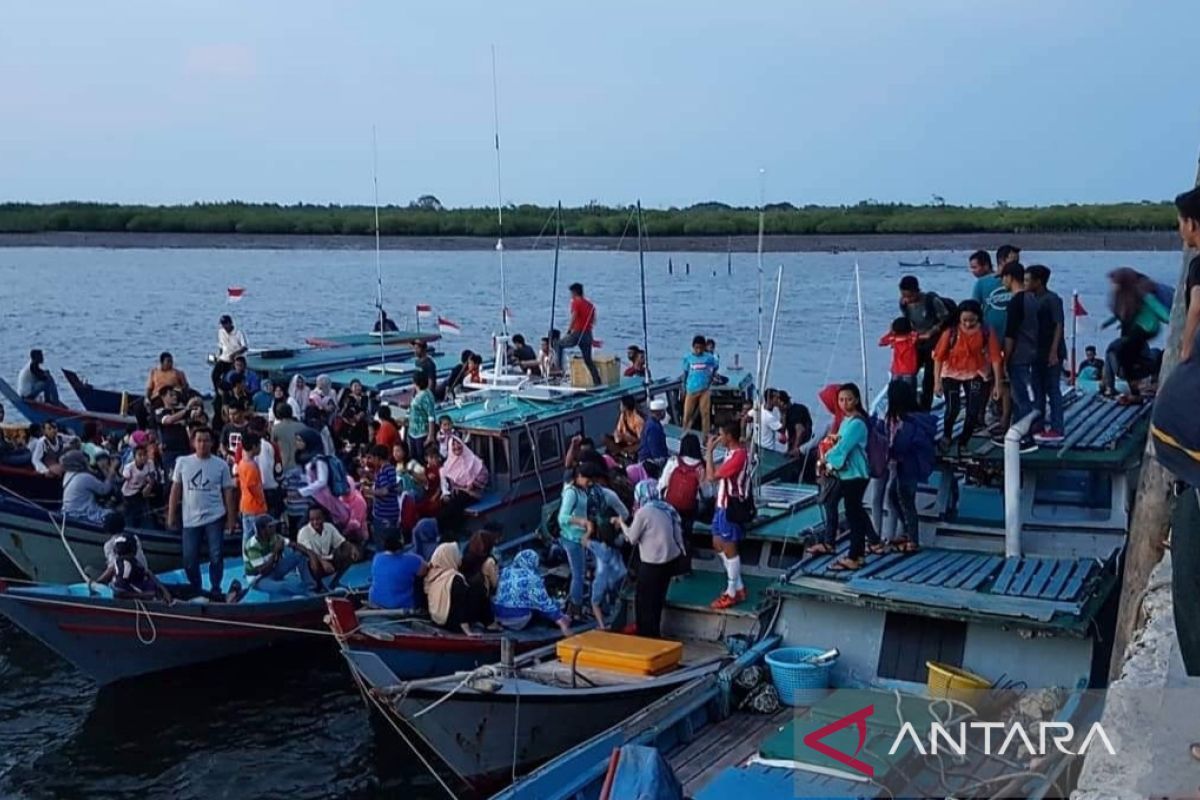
[634,479,681,526]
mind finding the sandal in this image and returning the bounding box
[898,541,920,553]
[804,543,833,556]
[829,557,863,572]
[867,543,889,556]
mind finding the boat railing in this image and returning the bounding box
[1004,410,1042,558]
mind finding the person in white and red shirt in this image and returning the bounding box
[554,283,601,385]
[705,420,752,610]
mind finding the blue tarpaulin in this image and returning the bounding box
[609,745,683,800]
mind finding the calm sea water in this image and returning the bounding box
[0,246,1184,799]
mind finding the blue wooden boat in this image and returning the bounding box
[0,493,241,584]
[61,368,137,416]
[242,339,436,382]
[303,329,438,349]
[0,376,135,436]
[0,558,371,685]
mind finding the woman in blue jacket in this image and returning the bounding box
[885,379,936,553]
[820,383,879,571]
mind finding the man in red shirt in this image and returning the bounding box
[555,283,602,385]
[705,420,752,610]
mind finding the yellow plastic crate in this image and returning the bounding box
[556,630,683,676]
[569,354,621,387]
[926,661,991,702]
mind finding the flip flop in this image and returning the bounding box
[804,543,833,556]
[829,558,863,572]
[867,544,889,556]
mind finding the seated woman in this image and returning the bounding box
[61,450,120,528]
[368,534,428,611]
[424,542,494,634]
[437,436,489,528]
[493,549,572,634]
[461,524,503,599]
[602,396,645,462]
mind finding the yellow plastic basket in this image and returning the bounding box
[925,661,991,702]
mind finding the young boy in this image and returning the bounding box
[236,433,268,543]
[362,444,400,550]
[1079,345,1104,382]
[681,335,720,436]
[121,444,158,528]
[879,317,920,387]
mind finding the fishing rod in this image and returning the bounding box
[636,200,652,391]
[372,125,386,369]
[491,45,509,336]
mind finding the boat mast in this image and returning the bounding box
[372,125,386,368]
[491,45,508,336]
[854,261,868,399]
[636,200,652,389]
[548,202,561,340]
[753,169,766,496]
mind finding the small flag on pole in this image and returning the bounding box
[416,303,433,319]
[592,338,604,349]
[437,316,462,335]
[1073,296,1088,317]
[227,286,245,303]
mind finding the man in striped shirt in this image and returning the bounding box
[364,445,401,549]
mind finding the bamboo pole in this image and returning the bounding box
[1107,154,1200,680]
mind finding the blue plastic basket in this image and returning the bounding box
[765,646,835,707]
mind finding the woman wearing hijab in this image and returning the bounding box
[492,549,572,634]
[424,542,493,634]
[268,382,300,426]
[289,375,312,414]
[658,432,707,545]
[461,523,503,598]
[62,449,120,528]
[309,375,339,415]
[296,428,358,535]
[613,479,685,638]
[337,379,370,447]
[437,436,490,529]
[1101,267,1171,398]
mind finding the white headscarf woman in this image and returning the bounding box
[288,374,311,413]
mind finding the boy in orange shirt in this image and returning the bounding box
[236,432,269,543]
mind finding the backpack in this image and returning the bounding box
[898,292,958,328]
[1152,282,1176,312]
[866,415,891,480]
[320,455,351,497]
[664,461,702,515]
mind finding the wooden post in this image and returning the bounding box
[1107,155,1200,680]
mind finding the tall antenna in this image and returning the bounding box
[636,200,652,389]
[491,45,508,335]
[372,125,386,368]
[753,168,766,497]
[855,261,869,400]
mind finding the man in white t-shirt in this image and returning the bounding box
[294,505,359,589]
[745,393,787,454]
[168,427,236,596]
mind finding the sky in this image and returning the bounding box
[1,0,1197,209]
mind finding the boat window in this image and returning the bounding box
[484,436,508,475]
[515,431,535,475]
[1032,469,1111,511]
[537,426,562,465]
[877,612,966,683]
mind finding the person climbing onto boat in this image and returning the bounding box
[438,436,490,530]
[462,523,503,600]
[999,261,1040,452]
[492,549,572,634]
[223,355,261,396]
[407,372,437,463]
[554,282,602,386]
[412,340,438,396]
[615,479,685,637]
[243,515,318,596]
[898,276,953,410]
[62,449,120,528]
[879,317,920,388]
[605,395,645,461]
[441,350,474,400]
[933,299,1002,455]
[17,348,61,406]
[557,461,602,619]
[638,397,671,468]
[680,335,720,437]
[31,419,71,477]
[1026,265,1066,442]
[103,535,178,602]
[425,542,494,635]
[813,384,880,571]
[1079,346,1105,382]
[368,534,427,611]
[706,419,751,608]
[885,380,936,553]
[1100,267,1171,400]
[145,351,190,404]
[294,504,359,590]
[168,426,237,598]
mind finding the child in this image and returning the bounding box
[879,317,920,387]
[235,432,268,542]
[582,516,626,629]
[120,445,157,529]
[467,353,484,384]
[436,415,456,459]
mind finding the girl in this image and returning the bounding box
[557,462,601,619]
[582,511,626,630]
[933,299,1002,454]
[816,383,880,571]
[885,379,936,553]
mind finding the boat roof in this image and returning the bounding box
[936,389,1151,471]
[303,330,438,348]
[776,542,1117,635]
[436,375,680,433]
[242,341,426,376]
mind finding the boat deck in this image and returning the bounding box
[665,571,778,618]
[778,540,1116,633]
[669,708,791,795]
[525,638,728,688]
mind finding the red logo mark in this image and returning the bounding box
[802,704,875,778]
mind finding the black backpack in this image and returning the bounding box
[899,292,958,328]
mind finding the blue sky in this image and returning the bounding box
[1,0,1195,208]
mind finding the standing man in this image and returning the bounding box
[412,340,438,396]
[969,249,1011,429]
[555,283,601,386]
[407,373,437,463]
[898,276,951,410]
[212,314,248,421]
[681,335,720,436]
[638,397,670,467]
[145,351,190,404]
[776,390,813,458]
[1026,265,1066,443]
[17,349,61,405]
[996,243,1021,272]
[168,427,237,597]
[999,262,1040,453]
[1175,188,1200,363]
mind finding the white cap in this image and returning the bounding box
[649,398,668,412]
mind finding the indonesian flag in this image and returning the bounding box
[438,316,462,335]
[227,286,245,303]
[416,303,433,319]
[1073,296,1088,317]
[593,337,604,349]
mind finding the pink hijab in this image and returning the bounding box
[442,436,488,490]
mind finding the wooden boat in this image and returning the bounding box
[897,257,945,267]
[0,558,371,685]
[242,339,436,383]
[0,464,63,510]
[0,495,240,583]
[343,634,730,793]
[304,329,439,349]
[0,377,135,436]
[61,368,141,416]
[326,597,590,680]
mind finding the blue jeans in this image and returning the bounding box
[25,377,61,405]
[182,517,227,594]
[561,538,586,608]
[241,513,260,544]
[1032,362,1064,432]
[253,548,317,594]
[1008,363,1036,429]
[556,331,601,385]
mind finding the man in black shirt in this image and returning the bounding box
[440,350,473,401]
[1176,188,1200,362]
[898,275,951,410]
[155,387,191,474]
[509,334,537,369]
[218,401,250,462]
[413,340,438,396]
[776,390,813,457]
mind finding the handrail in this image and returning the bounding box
[1003,410,1041,558]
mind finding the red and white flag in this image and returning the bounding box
[438,316,462,335]
[416,303,433,319]
[227,286,245,303]
[1073,296,1088,317]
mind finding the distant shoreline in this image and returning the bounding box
[0,230,1180,252]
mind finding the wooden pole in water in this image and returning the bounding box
[1107,154,1200,681]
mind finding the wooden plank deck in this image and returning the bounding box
[669,708,792,795]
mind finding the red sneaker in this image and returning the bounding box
[734,588,748,604]
[710,593,736,610]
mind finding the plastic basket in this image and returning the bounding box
[925,661,991,702]
[764,646,835,707]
